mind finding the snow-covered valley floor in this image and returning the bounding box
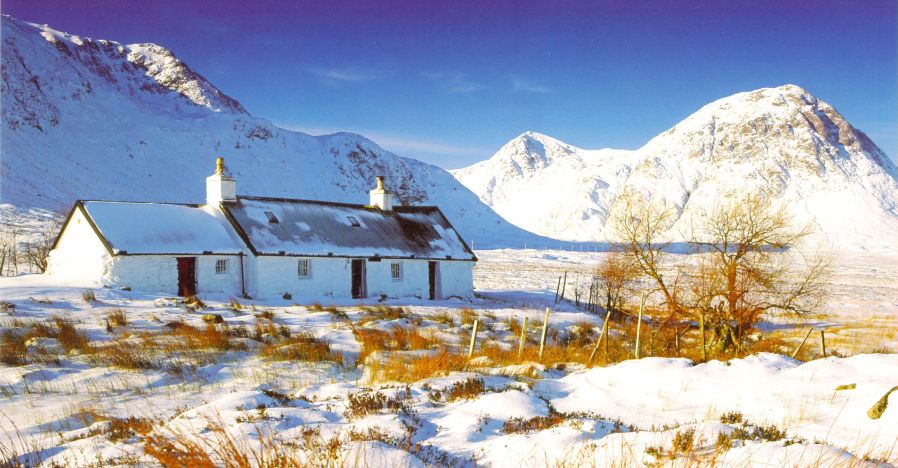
[1,249,896,467]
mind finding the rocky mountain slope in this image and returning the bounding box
[0,15,538,248]
[452,86,898,252]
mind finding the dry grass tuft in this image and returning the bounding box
[359,305,411,324]
[106,308,127,328]
[354,325,435,363]
[260,332,342,364]
[0,330,27,366]
[368,348,468,383]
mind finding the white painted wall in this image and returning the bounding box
[106,255,244,295]
[46,208,112,284]
[436,260,475,299]
[252,256,351,299]
[250,256,473,301]
[367,259,428,299]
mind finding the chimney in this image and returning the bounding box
[369,175,392,211]
[206,157,237,205]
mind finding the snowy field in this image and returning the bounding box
[0,249,896,467]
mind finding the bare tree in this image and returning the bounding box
[24,215,64,273]
[594,250,639,319]
[690,195,832,352]
[611,192,684,317]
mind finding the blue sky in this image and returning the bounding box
[3,0,896,168]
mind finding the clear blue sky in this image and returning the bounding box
[3,0,896,169]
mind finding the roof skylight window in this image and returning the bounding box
[347,216,360,227]
[264,211,279,224]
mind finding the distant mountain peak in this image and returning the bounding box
[454,86,898,250]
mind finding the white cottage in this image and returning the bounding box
[46,159,477,300]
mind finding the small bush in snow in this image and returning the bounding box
[344,389,412,420]
[719,411,743,424]
[81,289,96,303]
[445,378,486,402]
[502,411,566,434]
[671,428,695,455]
[106,308,127,328]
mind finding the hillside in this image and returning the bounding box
[452,86,898,252]
[0,15,540,249]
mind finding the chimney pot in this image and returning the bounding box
[369,175,392,211]
[207,156,236,205]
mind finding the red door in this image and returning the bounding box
[177,257,196,297]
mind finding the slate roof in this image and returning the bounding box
[63,197,476,261]
[74,201,246,255]
[223,196,476,261]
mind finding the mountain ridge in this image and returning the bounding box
[452,85,898,251]
[0,15,542,249]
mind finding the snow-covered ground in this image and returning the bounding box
[1,249,896,466]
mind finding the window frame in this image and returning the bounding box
[215,258,229,274]
[390,262,402,281]
[347,216,360,227]
[297,258,311,279]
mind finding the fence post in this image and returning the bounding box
[538,307,550,359]
[560,271,567,302]
[819,329,826,358]
[635,291,648,359]
[518,317,528,359]
[588,310,612,364]
[791,328,814,359]
[553,276,561,304]
[467,319,479,358]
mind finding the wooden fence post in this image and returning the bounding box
[635,291,647,359]
[588,310,612,364]
[518,317,528,359]
[538,307,550,359]
[467,319,479,358]
[791,328,814,359]
[819,329,826,358]
[560,271,567,302]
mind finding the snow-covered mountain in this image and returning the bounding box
[0,15,538,248]
[452,86,898,252]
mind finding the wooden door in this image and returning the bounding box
[351,259,366,299]
[428,261,437,300]
[177,257,196,297]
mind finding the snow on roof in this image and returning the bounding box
[80,201,246,254]
[225,196,476,260]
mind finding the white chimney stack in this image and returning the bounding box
[206,157,237,205]
[369,175,392,211]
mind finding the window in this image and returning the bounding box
[264,211,279,224]
[215,259,229,274]
[347,216,360,227]
[297,259,310,278]
[390,262,402,281]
